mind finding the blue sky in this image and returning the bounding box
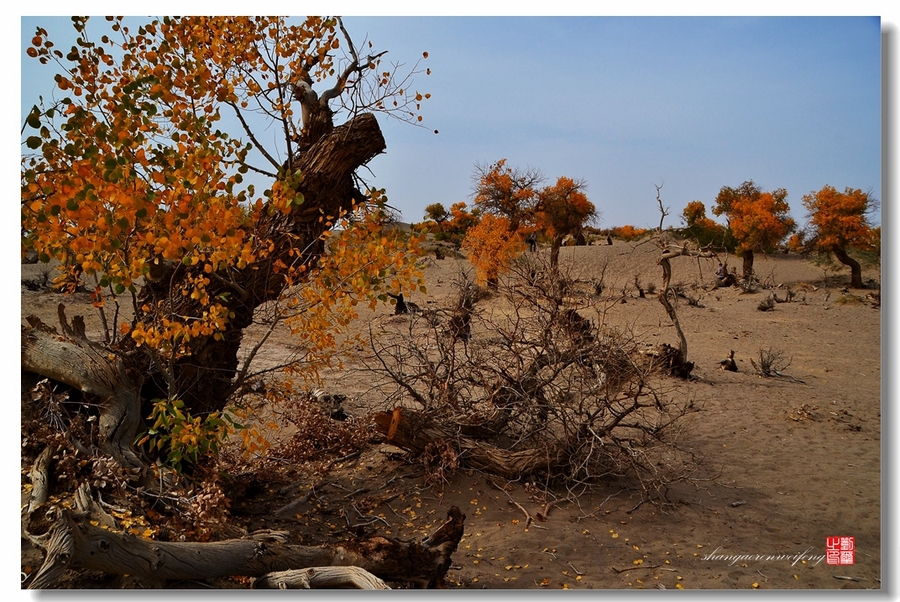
[344,16,883,228]
[18,13,886,231]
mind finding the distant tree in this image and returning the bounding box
[713,181,795,281]
[681,200,730,250]
[682,200,707,227]
[610,225,650,241]
[535,177,596,270]
[461,213,523,287]
[424,202,450,226]
[472,159,543,232]
[800,185,879,288]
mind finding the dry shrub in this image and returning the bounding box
[750,347,792,377]
[263,392,370,466]
[422,439,459,489]
[366,255,702,506]
[835,294,864,305]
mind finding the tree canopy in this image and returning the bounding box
[22,14,429,454]
[799,184,879,287]
[713,180,795,280]
[535,176,596,269]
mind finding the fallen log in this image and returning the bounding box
[253,566,389,589]
[373,409,559,480]
[26,505,465,589]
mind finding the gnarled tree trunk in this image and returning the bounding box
[833,245,864,288]
[22,314,144,470]
[25,505,465,589]
[134,112,387,414]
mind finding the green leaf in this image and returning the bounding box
[25,136,42,150]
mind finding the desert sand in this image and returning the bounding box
[21,240,881,590]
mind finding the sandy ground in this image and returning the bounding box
[20,240,882,590]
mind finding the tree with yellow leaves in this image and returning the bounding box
[799,185,879,288]
[20,15,473,590]
[461,213,523,287]
[22,16,429,467]
[713,180,796,281]
[535,176,596,270]
[22,17,427,412]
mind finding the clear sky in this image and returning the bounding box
[344,15,883,228]
[18,11,886,232]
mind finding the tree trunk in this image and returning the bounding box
[655,245,698,379]
[741,248,754,282]
[833,245,864,288]
[22,316,144,470]
[549,235,563,271]
[26,505,464,589]
[132,112,387,414]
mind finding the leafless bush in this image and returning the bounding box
[645,282,657,295]
[22,262,54,291]
[365,256,702,505]
[673,283,704,308]
[750,347,792,378]
[633,274,645,298]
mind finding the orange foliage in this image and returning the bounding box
[713,181,795,253]
[535,177,596,241]
[801,185,877,252]
[461,214,523,286]
[682,201,707,227]
[22,16,426,368]
[610,225,650,241]
[473,159,542,231]
[448,202,480,234]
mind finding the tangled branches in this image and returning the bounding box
[366,256,702,504]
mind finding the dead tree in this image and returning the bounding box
[24,498,465,589]
[653,183,715,378]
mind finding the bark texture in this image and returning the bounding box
[136,112,387,414]
[26,505,465,589]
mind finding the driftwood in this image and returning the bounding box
[374,409,557,480]
[253,566,389,589]
[25,504,464,589]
